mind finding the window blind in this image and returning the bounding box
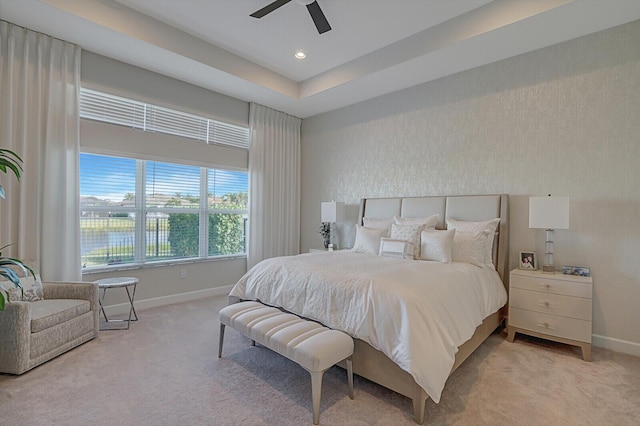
[80,88,249,149]
[80,154,137,208]
[208,169,249,210]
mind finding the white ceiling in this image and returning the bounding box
[2,0,640,118]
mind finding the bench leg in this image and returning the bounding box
[218,323,225,358]
[346,357,354,399]
[309,370,325,425]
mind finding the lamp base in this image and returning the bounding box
[542,264,555,274]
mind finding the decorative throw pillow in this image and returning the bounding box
[362,217,394,236]
[446,218,500,269]
[420,229,455,263]
[3,273,43,302]
[352,225,387,254]
[379,238,414,259]
[394,214,439,229]
[451,231,488,268]
[390,223,423,259]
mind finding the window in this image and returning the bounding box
[80,153,248,269]
[79,88,249,270]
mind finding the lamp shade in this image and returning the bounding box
[529,196,570,230]
[321,201,344,223]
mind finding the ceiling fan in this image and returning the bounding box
[250,0,332,34]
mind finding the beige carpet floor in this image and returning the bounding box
[1,295,640,426]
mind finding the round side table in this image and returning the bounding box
[95,277,139,330]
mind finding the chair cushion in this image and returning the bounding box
[30,299,91,333]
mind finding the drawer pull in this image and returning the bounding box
[539,283,552,290]
[539,300,551,308]
[537,321,555,330]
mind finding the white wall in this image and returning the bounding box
[82,51,248,127]
[301,20,640,353]
[88,258,245,314]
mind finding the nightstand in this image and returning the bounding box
[507,268,593,361]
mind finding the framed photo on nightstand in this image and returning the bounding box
[562,265,591,277]
[519,251,536,270]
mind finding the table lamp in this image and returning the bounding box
[529,195,570,274]
[321,201,344,250]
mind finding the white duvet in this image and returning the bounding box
[229,251,507,403]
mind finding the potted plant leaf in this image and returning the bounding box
[0,148,34,310]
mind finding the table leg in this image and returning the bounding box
[100,287,110,322]
[125,283,139,322]
[124,284,138,329]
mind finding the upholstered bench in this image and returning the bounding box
[218,301,354,425]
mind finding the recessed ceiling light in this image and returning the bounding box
[294,51,306,60]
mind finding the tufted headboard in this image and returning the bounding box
[358,194,509,282]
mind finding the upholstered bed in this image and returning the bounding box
[229,194,509,423]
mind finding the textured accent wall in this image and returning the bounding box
[301,20,640,348]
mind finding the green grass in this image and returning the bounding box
[80,217,169,232]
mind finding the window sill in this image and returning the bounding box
[81,255,246,275]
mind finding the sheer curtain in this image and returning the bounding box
[248,103,301,269]
[0,21,81,281]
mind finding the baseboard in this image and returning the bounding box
[592,334,640,357]
[102,285,234,317]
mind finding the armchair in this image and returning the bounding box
[0,281,99,374]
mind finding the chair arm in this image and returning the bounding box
[43,281,100,312]
[0,301,31,374]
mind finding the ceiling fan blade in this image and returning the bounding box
[306,1,331,34]
[250,0,292,18]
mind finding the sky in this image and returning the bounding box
[80,153,247,202]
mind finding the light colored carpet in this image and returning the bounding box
[1,295,639,426]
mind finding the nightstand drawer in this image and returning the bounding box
[510,274,591,298]
[510,288,592,321]
[509,307,592,343]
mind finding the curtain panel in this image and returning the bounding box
[0,21,81,281]
[248,103,301,269]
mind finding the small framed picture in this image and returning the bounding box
[519,251,536,270]
[562,265,591,277]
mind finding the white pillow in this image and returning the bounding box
[378,238,414,259]
[389,223,423,259]
[394,214,438,229]
[420,229,455,263]
[451,231,487,268]
[362,217,394,236]
[3,273,43,302]
[352,225,387,254]
[446,218,500,269]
